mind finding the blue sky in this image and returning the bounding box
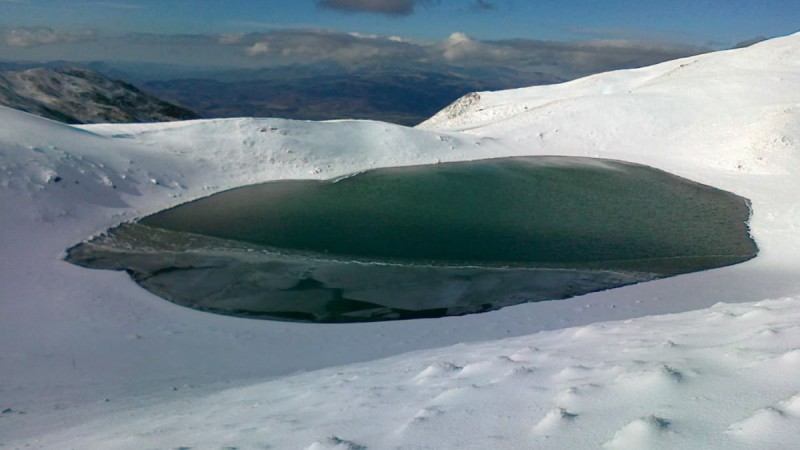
[0,0,799,76]
[1,0,798,44]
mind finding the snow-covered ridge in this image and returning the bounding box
[0,67,198,124]
[419,33,800,174]
[420,33,800,134]
[2,32,800,448]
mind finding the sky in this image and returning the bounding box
[0,0,799,77]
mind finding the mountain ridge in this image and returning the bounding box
[0,66,198,124]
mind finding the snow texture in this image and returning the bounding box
[2,32,800,448]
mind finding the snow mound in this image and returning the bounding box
[727,394,800,448]
[532,407,578,436]
[603,415,673,450]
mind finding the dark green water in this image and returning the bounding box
[67,156,757,322]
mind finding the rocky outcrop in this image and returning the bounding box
[0,67,198,124]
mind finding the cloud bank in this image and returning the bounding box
[0,27,707,80]
[3,27,96,48]
[220,30,706,78]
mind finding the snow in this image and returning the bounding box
[2,32,800,448]
[11,298,800,449]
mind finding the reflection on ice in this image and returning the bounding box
[67,224,653,322]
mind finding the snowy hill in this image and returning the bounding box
[0,67,198,124]
[2,33,800,448]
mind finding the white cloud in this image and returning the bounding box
[0,27,705,80]
[219,33,245,45]
[347,32,381,39]
[441,32,515,63]
[245,42,270,56]
[3,27,96,48]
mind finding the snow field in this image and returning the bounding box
[12,298,800,449]
[2,32,800,448]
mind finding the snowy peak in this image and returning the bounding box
[0,67,199,124]
[418,32,800,175]
[419,32,800,130]
[421,91,482,128]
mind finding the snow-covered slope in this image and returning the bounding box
[2,33,800,448]
[0,67,198,124]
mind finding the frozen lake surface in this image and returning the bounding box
[67,156,756,322]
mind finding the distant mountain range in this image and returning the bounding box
[0,61,563,126]
[139,65,563,126]
[0,67,199,124]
